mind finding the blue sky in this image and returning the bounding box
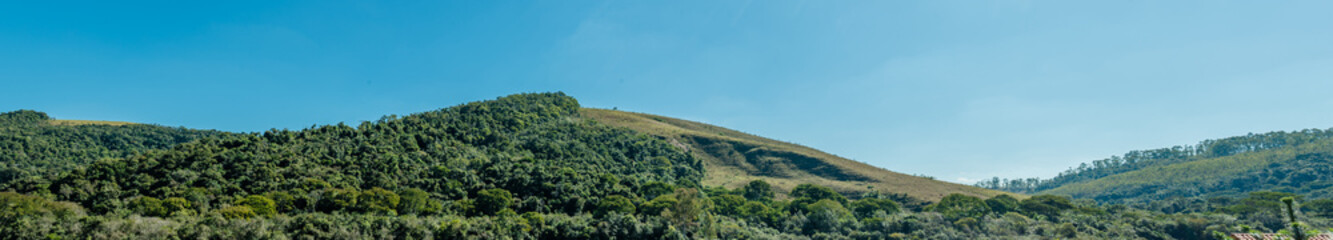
[3,1,1333,183]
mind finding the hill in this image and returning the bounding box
[581,108,1013,202]
[30,93,704,215]
[0,110,225,191]
[978,128,1333,205]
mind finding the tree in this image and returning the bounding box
[217,205,256,219]
[476,188,513,215]
[1300,199,1333,218]
[790,184,847,205]
[264,191,297,213]
[790,184,847,213]
[1020,195,1073,219]
[850,197,900,219]
[398,188,433,215]
[743,180,775,202]
[929,193,989,220]
[319,188,360,212]
[237,195,277,217]
[162,197,193,216]
[641,181,676,200]
[805,199,854,234]
[665,188,708,229]
[710,194,747,216]
[1282,197,1308,240]
[595,195,636,217]
[128,196,168,217]
[985,195,1020,215]
[641,195,678,216]
[358,187,401,215]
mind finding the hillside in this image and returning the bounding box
[0,110,225,191]
[979,128,1333,205]
[4,93,1320,239]
[581,108,1013,202]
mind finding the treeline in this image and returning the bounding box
[1045,145,1333,205]
[978,128,1333,194]
[0,110,224,190]
[12,181,1317,239]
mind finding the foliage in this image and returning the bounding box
[475,188,512,215]
[594,195,636,217]
[979,128,1333,206]
[1020,194,1075,220]
[9,93,1331,239]
[640,195,677,217]
[582,108,1010,203]
[0,110,223,191]
[217,205,257,219]
[850,197,900,219]
[790,183,848,213]
[984,194,1020,215]
[237,195,277,217]
[397,188,438,215]
[743,179,775,202]
[928,193,989,220]
[664,188,708,229]
[129,196,169,217]
[357,187,400,215]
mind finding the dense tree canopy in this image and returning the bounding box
[0,110,224,191]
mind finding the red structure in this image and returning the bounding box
[1228,233,1333,240]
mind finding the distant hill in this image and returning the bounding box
[979,128,1333,205]
[582,108,1013,202]
[0,110,224,190]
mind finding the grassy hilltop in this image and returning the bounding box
[582,108,1011,202]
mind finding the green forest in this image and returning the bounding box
[2,93,1330,239]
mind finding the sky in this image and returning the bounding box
[3,1,1333,184]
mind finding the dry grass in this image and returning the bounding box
[47,119,137,126]
[581,108,1019,202]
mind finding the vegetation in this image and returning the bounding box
[0,110,224,191]
[6,92,1333,239]
[582,108,1011,202]
[978,128,1333,206]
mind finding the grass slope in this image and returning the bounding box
[1042,135,1333,204]
[581,108,1013,202]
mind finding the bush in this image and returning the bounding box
[984,195,1019,215]
[595,195,636,217]
[642,195,678,216]
[476,188,513,215]
[928,194,989,220]
[237,195,276,217]
[264,191,297,213]
[743,180,775,202]
[850,198,900,219]
[129,196,169,217]
[397,188,434,215]
[217,206,257,219]
[358,187,400,215]
[163,197,194,216]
